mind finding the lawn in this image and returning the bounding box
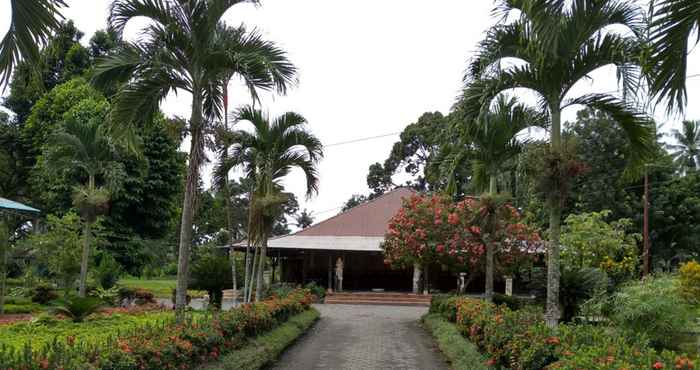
[119,277,205,298]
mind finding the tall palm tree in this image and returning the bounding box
[461,0,655,327]
[668,120,700,173]
[649,0,700,113]
[0,0,66,87]
[215,106,322,302]
[48,118,122,297]
[460,95,544,301]
[92,0,296,316]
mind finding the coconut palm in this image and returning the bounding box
[215,106,322,302]
[459,95,545,301]
[92,0,296,316]
[0,0,66,87]
[461,0,655,326]
[668,120,700,173]
[48,118,122,297]
[649,0,700,113]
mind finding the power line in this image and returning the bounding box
[324,132,402,148]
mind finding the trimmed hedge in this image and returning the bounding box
[432,296,696,369]
[0,289,314,369]
[203,308,320,370]
[422,313,489,370]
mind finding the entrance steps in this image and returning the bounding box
[324,292,432,306]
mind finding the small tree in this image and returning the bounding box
[189,250,233,310]
[560,210,639,283]
[25,212,83,294]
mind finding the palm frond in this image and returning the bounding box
[0,0,66,87]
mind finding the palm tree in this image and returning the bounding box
[649,0,700,113]
[461,0,655,327]
[48,118,121,297]
[668,120,700,173]
[460,95,544,301]
[215,106,322,302]
[92,0,296,317]
[0,0,66,87]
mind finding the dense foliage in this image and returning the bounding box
[0,289,314,369]
[430,296,696,369]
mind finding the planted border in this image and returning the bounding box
[422,313,489,370]
[202,308,320,370]
[431,296,696,369]
[0,289,315,369]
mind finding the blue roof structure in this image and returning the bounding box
[0,197,40,214]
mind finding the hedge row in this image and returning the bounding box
[422,313,488,370]
[430,295,696,370]
[0,289,314,370]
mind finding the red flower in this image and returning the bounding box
[653,361,664,369]
[448,213,459,225]
[436,245,445,253]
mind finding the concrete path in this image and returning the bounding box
[268,304,450,370]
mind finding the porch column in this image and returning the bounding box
[412,263,422,294]
[327,254,333,291]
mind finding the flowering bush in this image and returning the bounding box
[0,289,313,369]
[382,194,539,279]
[679,260,700,305]
[431,296,696,370]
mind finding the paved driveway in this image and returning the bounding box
[268,304,450,370]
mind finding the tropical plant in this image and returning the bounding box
[51,296,104,322]
[560,210,639,283]
[93,0,297,318]
[215,106,322,302]
[294,209,314,229]
[649,0,700,113]
[46,118,123,297]
[93,253,122,290]
[460,0,655,326]
[668,120,700,174]
[189,250,232,310]
[0,0,66,87]
[454,95,545,301]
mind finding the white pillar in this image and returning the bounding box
[505,277,513,296]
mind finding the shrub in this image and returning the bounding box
[51,296,104,322]
[433,296,696,370]
[558,267,607,322]
[134,288,156,305]
[609,274,693,349]
[91,286,120,305]
[189,251,233,309]
[266,282,296,299]
[94,254,122,289]
[679,260,700,305]
[304,281,326,300]
[0,289,314,369]
[31,284,58,304]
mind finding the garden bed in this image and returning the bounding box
[0,289,315,369]
[201,308,320,370]
[430,295,697,369]
[422,313,489,370]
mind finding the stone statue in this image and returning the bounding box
[335,257,344,292]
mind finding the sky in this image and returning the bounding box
[2,0,700,226]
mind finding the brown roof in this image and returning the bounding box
[295,187,416,237]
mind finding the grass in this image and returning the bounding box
[202,308,320,370]
[0,310,175,350]
[119,277,205,298]
[422,313,490,370]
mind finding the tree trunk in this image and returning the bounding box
[484,175,497,302]
[175,91,204,321]
[254,233,268,302]
[545,107,562,328]
[78,175,96,298]
[223,177,238,305]
[248,243,259,303]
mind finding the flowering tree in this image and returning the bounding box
[382,194,540,292]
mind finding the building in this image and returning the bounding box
[241,187,455,292]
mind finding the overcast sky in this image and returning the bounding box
[2,1,700,225]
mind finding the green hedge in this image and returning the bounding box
[432,296,697,369]
[0,289,315,369]
[203,308,320,370]
[422,313,489,370]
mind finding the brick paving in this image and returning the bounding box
[268,304,450,370]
